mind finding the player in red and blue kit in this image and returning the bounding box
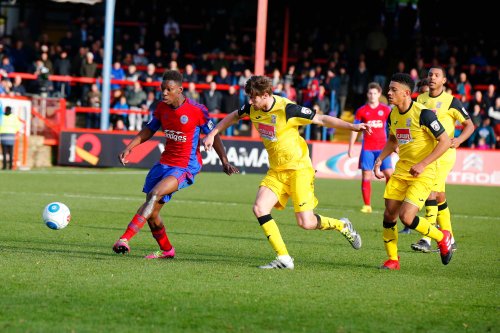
[113,70,239,259]
[348,82,393,213]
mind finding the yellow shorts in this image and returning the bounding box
[384,174,434,210]
[432,154,456,192]
[260,167,318,212]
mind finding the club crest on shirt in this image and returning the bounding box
[180,115,189,124]
[436,101,442,109]
[378,110,384,116]
[395,128,412,144]
[301,107,312,115]
[430,120,441,132]
[406,118,412,127]
[271,115,277,124]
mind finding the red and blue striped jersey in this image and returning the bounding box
[146,98,214,173]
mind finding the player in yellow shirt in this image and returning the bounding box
[373,73,453,270]
[411,66,474,253]
[203,75,371,269]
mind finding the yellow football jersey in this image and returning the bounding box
[417,90,470,161]
[238,95,315,171]
[388,101,446,179]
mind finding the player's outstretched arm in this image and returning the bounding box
[374,135,397,179]
[203,110,240,151]
[119,127,155,166]
[212,134,240,176]
[312,113,372,135]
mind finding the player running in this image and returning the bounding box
[204,75,371,270]
[112,70,238,259]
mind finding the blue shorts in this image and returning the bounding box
[143,163,196,204]
[359,149,392,171]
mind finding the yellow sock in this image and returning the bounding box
[423,200,438,243]
[258,215,288,256]
[411,216,443,242]
[315,214,344,231]
[438,201,452,235]
[383,221,398,260]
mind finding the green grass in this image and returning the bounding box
[0,167,498,333]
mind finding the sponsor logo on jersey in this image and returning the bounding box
[367,119,384,128]
[257,123,277,141]
[395,128,412,144]
[430,120,441,132]
[164,129,187,142]
[180,115,189,124]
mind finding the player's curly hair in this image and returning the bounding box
[391,72,415,93]
[162,69,183,84]
[245,75,273,97]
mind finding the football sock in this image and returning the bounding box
[383,221,398,260]
[361,179,371,205]
[315,214,344,231]
[121,214,147,240]
[258,215,288,256]
[422,199,438,243]
[437,201,453,235]
[152,226,173,251]
[409,216,443,242]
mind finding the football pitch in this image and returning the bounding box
[0,167,498,333]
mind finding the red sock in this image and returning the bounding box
[152,226,173,251]
[121,214,147,240]
[361,180,371,205]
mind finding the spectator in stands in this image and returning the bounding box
[163,15,180,38]
[456,72,472,102]
[222,85,240,114]
[0,76,12,95]
[126,81,147,131]
[271,68,282,90]
[283,81,297,102]
[112,95,129,129]
[446,66,458,88]
[168,60,179,71]
[140,63,160,97]
[142,90,157,125]
[470,117,496,149]
[10,40,30,73]
[351,60,371,111]
[40,52,53,74]
[0,56,14,74]
[202,81,223,116]
[11,75,26,96]
[133,48,149,66]
[184,81,201,103]
[182,63,198,83]
[110,61,126,91]
[149,48,165,69]
[215,66,233,86]
[484,84,497,110]
[338,65,350,116]
[272,82,286,97]
[86,83,101,128]
[212,51,230,72]
[80,51,98,105]
[53,50,71,98]
[230,54,247,78]
[125,64,140,93]
[470,104,483,128]
[468,90,488,119]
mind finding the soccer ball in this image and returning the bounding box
[43,202,71,230]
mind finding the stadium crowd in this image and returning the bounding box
[0,0,498,148]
